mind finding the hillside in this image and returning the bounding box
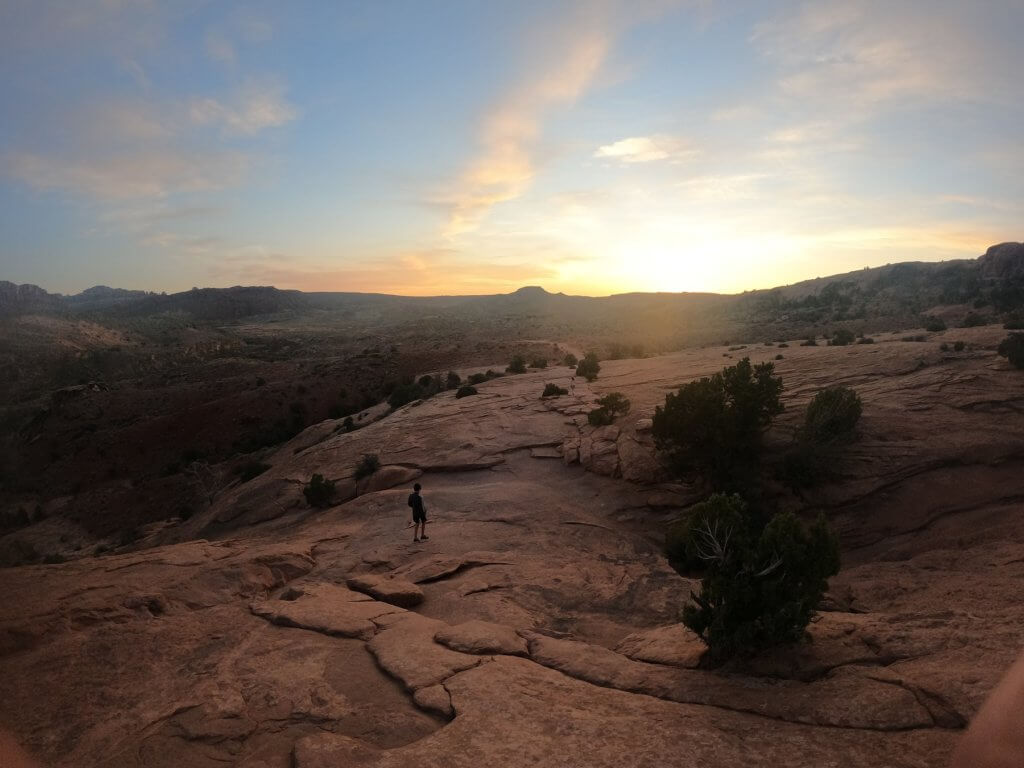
[2,326,1022,766]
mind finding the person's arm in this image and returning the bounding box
[952,651,1024,767]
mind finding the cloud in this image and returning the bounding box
[594,135,695,164]
[4,148,250,199]
[190,80,297,136]
[205,30,236,66]
[442,16,611,237]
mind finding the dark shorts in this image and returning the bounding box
[412,509,426,524]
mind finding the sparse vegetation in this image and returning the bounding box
[857,336,874,344]
[652,358,783,492]
[446,370,461,389]
[303,473,336,507]
[597,392,630,418]
[827,328,855,346]
[354,453,381,480]
[1004,313,1024,330]
[803,386,862,444]
[801,336,817,346]
[923,316,947,332]
[563,352,578,367]
[576,352,601,381]
[998,334,1024,369]
[779,385,862,491]
[456,385,478,398]
[954,341,966,352]
[506,355,527,374]
[542,383,568,398]
[587,408,614,426]
[675,494,840,664]
[775,354,784,360]
[961,311,986,328]
[529,357,548,369]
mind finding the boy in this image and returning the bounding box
[408,482,428,542]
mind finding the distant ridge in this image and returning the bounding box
[2,242,1021,327]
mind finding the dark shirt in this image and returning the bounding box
[408,492,424,514]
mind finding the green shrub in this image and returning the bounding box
[576,352,601,381]
[418,374,435,389]
[1004,313,1024,330]
[455,385,478,398]
[803,386,862,444]
[775,354,784,360]
[652,358,784,492]
[506,355,527,374]
[354,453,381,480]
[237,461,271,483]
[998,334,1024,369]
[961,311,986,328]
[923,316,947,332]
[563,353,578,367]
[828,328,855,346]
[953,340,966,352]
[542,383,568,398]
[446,371,461,389]
[681,497,840,663]
[596,392,630,418]
[857,336,874,344]
[303,473,336,507]
[801,336,818,346]
[939,342,949,351]
[467,372,487,385]
[777,343,789,348]
[587,407,614,426]
[530,358,548,369]
[342,416,355,432]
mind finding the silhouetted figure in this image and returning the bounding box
[408,482,428,542]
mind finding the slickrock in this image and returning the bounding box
[346,573,425,608]
[434,619,529,657]
[252,582,406,640]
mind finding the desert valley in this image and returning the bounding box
[2,243,1024,766]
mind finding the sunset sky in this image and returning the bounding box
[1,0,1022,297]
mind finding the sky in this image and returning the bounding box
[1,0,1022,297]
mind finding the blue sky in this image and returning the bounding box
[1,0,1021,296]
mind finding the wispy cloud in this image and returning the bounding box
[442,14,611,237]
[594,135,696,164]
[190,79,297,136]
[4,147,250,199]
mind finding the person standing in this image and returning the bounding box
[408,482,429,542]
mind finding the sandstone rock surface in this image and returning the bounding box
[2,335,1022,767]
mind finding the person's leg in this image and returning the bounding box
[413,517,419,542]
[420,517,428,540]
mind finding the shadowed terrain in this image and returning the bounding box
[1,319,1022,766]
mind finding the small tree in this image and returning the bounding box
[355,453,381,480]
[542,383,568,398]
[455,385,478,398]
[506,355,527,374]
[576,352,600,381]
[587,408,614,426]
[530,357,548,369]
[802,386,862,444]
[303,473,336,507]
[923,316,947,332]
[828,328,855,346]
[652,358,783,491]
[679,494,840,664]
[342,416,355,432]
[998,333,1024,369]
[961,311,986,328]
[563,352,578,367]
[596,392,630,418]
[446,370,461,389]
